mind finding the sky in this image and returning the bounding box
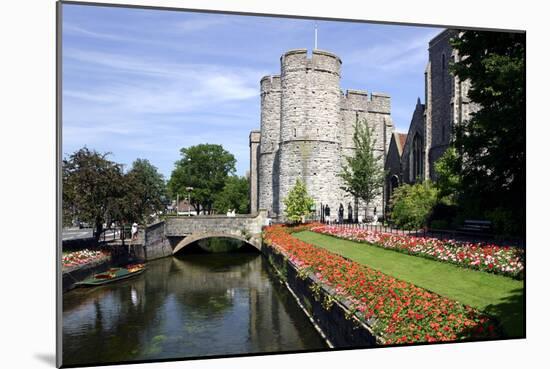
[62,3,443,179]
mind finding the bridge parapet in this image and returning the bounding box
[165,210,267,237]
[163,210,268,253]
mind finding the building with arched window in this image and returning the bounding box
[384,132,407,209]
[393,29,478,191]
[400,98,426,184]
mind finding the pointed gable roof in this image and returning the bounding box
[395,132,407,156]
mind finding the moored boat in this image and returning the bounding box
[74,264,146,287]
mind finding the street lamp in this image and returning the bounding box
[186,186,194,216]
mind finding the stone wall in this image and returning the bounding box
[401,100,426,184]
[139,221,173,261]
[427,30,454,180]
[252,48,394,221]
[249,130,261,214]
[278,49,343,218]
[165,212,266,237]
[385,133,404,207]
[264,243,379,347]
[258,76,281,217]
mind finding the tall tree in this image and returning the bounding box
[338,118,386,213]
[63,147,124,239]
[168,144,236,214]
[122,159,167,223]
[450,31,525,233]
[283,179,315,224]
[213,175,250,214]
[434,147,462,204]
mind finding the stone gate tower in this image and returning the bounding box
[250,48,394,221]
[278,49,343,218]
[258,75,281,216]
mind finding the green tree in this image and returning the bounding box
[63,147,124,239]
[450,30,525,234]
[283,179,315,224]
[168,144,236,214]
[390,181,438,230]
[213,175,249,214]
[338,118,385,212]
[434,147,462,204]
[122,159,167,223]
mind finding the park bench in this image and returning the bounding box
[446,219,494,241]
[459,219,493,234]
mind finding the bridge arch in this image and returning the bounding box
[172,232,261,255]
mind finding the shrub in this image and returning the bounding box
[485,207,523,238]
[428,203,458,229]
[429,219,449,230]
[390,181,438,230]
[283,179,315,224]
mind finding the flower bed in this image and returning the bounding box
[311,225,524,279]
[264,224,499,345]
[62,249,110,271]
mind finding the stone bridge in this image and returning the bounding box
[141,210,267,257]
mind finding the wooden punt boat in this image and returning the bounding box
[74,264,146,287]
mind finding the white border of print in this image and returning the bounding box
[1,0,546,369]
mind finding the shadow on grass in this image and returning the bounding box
[457,287,525,341]
[483,287,525,339]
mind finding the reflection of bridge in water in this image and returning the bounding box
[62,251,325,365]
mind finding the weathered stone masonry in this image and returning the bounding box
[250,49,394,221]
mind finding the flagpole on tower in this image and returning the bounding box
[314,21,318,50]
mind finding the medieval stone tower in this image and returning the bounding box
[250,48,394,221]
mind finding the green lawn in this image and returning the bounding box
[293,230,525,338]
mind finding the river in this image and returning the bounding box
[62,244,327,366]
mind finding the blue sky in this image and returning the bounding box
[62,4,443,179]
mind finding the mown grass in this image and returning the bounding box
[293,230,525,338]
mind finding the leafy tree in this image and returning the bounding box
[122,159,167,223]
[63,147,124,239]
[390,181,438,230]
[434,147,461,204]
[213,175,249,214]
[168,144,236,214]
[339,118,385,213]
[283,179,315,224]
[450,30,525,234]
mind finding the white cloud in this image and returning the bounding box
[64,48,264,116]
[345,30,439,73]
[174,17,230,33]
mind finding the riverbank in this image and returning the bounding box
[62,257,111,292]
[62,252,327,366]
[293,230,524,338]
[263,224,501,345]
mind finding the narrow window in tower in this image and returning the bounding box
[294,128,296,137]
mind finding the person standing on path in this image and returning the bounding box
[129,222,139,255]
[131,222,138,241]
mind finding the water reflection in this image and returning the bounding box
[63,250,326,366]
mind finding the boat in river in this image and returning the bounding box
[74,264,146,287]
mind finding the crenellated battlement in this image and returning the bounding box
[253,47,392,220]
[369,92,391,114]
[342,89,370,111]
[281,48,341,76]
[260,75,281,93]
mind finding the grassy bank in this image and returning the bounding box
[293,230,524,338]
